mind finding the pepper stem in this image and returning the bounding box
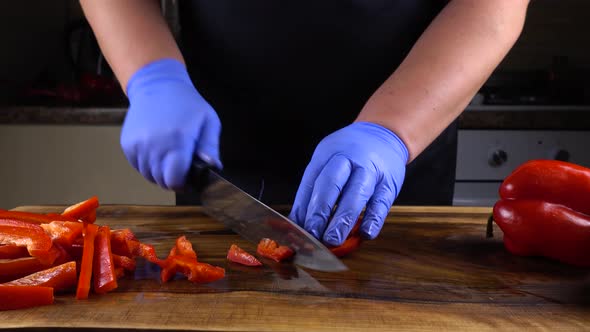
[486,214,494,238]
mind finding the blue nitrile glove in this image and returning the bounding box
[122,58,222,191]
[289,122,408,246]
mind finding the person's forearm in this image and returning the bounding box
[79,0,183,91]
[356,0,529,162]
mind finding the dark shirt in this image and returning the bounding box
[176,0,457,205]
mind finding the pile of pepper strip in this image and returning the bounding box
[0,196,225,311]
[490,159,590,267]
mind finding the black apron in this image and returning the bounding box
[176,0,457,206]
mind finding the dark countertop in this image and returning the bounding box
[2,105,590,130]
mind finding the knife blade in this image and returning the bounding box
[188,158,348,272]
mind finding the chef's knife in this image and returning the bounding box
[188,157,348,272]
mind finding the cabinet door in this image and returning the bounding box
[0,125,174,209]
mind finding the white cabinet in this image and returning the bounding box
[0,125,174,209]
[453,129,590,206]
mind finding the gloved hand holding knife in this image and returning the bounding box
[81,0,530,252]
[122,57,402,247]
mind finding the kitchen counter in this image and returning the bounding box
[3,105,590,129]
[1,205,590,331]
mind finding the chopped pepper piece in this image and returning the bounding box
[0,285,54,311]
[92,226,118,294]
[0,210,77,224]
[170,235,197,260]
[110,229,140,258]
[113,254,136,271]
[76,223,99,300]
[40,221,84,247]
[160,255,225,283]
[0,245,29,259]
[4,261,77,292]
[227,244,262,266]
[0,219,55,265]
[62,196,99,223]
[256,238,294,262]
[0,257,48,283]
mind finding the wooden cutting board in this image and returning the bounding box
[2,205,590,331]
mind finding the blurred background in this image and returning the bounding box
[0,0,589,208]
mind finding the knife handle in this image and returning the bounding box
[186,153,218,192]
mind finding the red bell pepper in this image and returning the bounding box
[136,242,163,265]
[0,285,54,311]
[0,210,77,224]
[327,218,363,257]
[169,235,197,260]
[92,226,118,294]
[329,235,362,258]
[113,254,136,271]
[0,257,48,283]
[76,223,99,300]
[62,196,99,223]
[40,221,84,247]
[499,160,590,216]
[0,245,29,259]
[256,238,294,262]
[227,244,262,266]
[160,255,225,283]
[0,219,55,265]
[4,261,77,292]
[110,228,141,258]
[491,159,590,267]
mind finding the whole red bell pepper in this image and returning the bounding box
[492,159,590,267]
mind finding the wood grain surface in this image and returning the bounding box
[1,205,590,331]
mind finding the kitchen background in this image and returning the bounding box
[0,0,589,209]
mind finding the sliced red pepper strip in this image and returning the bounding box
[92,226,118,294]
[0,245,29,259]
[256,238,294,262]
[0,257,48,283]
[113,254,136,271]
[327,218,363,257]
[4,261,77,292]
[0,219,54,265]
[76,223,99,300]
[0,210,76,224]
[160,255,225,283]
[62,196,99,223]
[329,235,362,257]
[227,244,262,266]
[40,221,84,247]
[0,285,54,311]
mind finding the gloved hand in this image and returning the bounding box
[289,122,408,246]
[122,58,222,191]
